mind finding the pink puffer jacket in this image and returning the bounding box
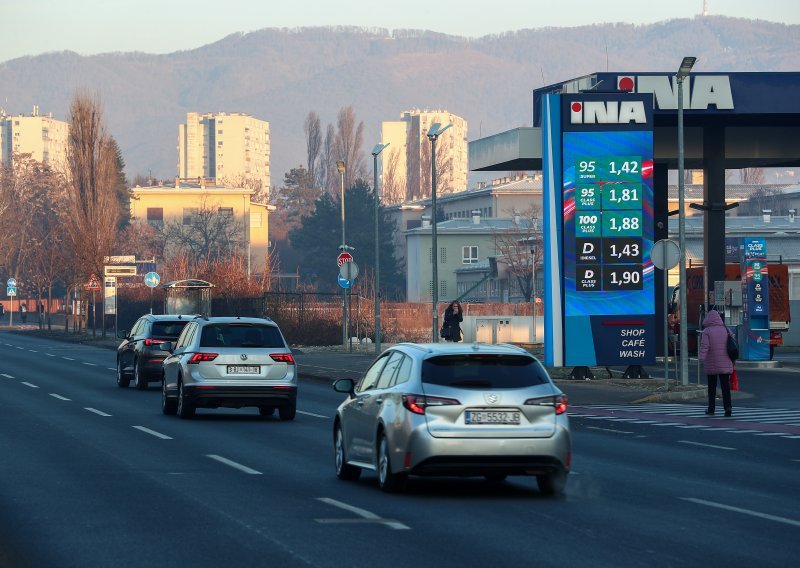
[699,310,734,375]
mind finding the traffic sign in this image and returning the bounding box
[337,274,352,289]
[339,261,359,280]
[6,278,16,288]
[84,274,102,291]
[144,271,161,288]
[651,239,681,270]
[337,252,354,267]
[7,286,16,297]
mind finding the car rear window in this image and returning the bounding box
[152,321,190,339]
[199,324,285,348]
[421,354,549,388]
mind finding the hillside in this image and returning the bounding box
[1,16,797,184]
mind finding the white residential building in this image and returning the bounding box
[0,106,69,173]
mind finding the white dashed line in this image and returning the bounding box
[755,432,787,436]
[317,497,410,530]
[678,440,735,451]
[15,347,24,350]
[21,382,39,389]
[132,426,173,440]
[28,350,38,353]
[84,407,111,417]
[676,425,709,429]
[49,393,71,401]
[297,410,328,419]
[587,426,634,434]
[46,353,55,357]
[681,497,800,528]
[62,357,75,361]
[1,373,14,378]
[107,367,116,371]
[206,454,262,474]
[82,362,97,367]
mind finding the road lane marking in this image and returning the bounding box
[725,430,764,434]
[85,408,111,417]
[15,347,24,350]
[62,357,75,361]
[82,362,97,367]
[587,426,634,434]
[206,454,262,474]
[681,497,800,528]
[316,497,410,530]
[676,425,708,429]
[678,440,735,451]
[21,382,39,389]
[1,373,14,378]
[132,426,173,440]
[28,349,38,353]
[756,432,788,436]
[107,367,116,371]
[297,410,328,419]
[49,393,71,401]
[46,353,55,357]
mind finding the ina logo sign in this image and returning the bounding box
[570,101,647,124]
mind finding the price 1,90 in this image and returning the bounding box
[602,266,643,291]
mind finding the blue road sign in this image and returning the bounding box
[7,278,16,288]
[337,274,352,289]
[7,286,16,297]
[144,272,161,288]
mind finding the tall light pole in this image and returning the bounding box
[372,143,389,354]
[427,123,452,342]
[337,160,347,349]
[677,56,696,386]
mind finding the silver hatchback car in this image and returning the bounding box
[161,316,297,420]
[332,342,571,494]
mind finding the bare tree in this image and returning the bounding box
[333,106,367,188]
[741,167,766,185]
[62,92,121,338]
[491,207,543,302]
[218,173,266,203]
[320,124,336,196]
[161,197,243,266]
[381,147,405,204]
[304,111,322,187]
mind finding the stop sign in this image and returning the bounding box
[337,252,353,267]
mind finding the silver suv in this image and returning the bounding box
[332,342,571,494]
[161,316,297,420]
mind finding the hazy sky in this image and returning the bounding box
[3,0,799,63]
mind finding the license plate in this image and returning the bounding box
[227,365,260,375]
[465,410,521,425]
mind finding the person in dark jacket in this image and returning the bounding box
[699,309,734,417]
[441,301,463,342]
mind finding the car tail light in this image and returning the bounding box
[524,394,568,415]
[144,338,158,346]
[188,353,218,364]
[402,394,460,415]
[270,353,295,364]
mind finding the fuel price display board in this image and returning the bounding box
[542,92,655,367]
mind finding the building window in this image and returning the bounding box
[462,245,478,264]
[440,281,447,297]
[217,141,223,146]
[182,207,198,225]
[218,207,234,218]
[147,208,163,226]
[440,247,447,263]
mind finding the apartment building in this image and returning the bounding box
[178,112,270,190]
[0,106,69,173]
[380,109,468,203]
[129,179,273,275]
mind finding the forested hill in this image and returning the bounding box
[1,16,797,183]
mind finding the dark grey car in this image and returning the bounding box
[116,314,192,390]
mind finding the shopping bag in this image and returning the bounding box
[730,368,739,391]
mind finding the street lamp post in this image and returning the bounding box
[372,143,389,354]
[337,160,347,349]
[677,56,696,386]
[427,123,452,342]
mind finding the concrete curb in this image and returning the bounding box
[632,388,755,404]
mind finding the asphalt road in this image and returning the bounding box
[1,331,798,567]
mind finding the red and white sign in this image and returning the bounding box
[337,252,354,267]
[84,273,102,291]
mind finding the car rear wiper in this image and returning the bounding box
[446,380,493,388]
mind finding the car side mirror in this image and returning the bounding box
[116,329,128,339]
[333,378,355,395]
[158,342,173,353]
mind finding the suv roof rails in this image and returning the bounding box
[192,314,209,321]
[396,342,432,353]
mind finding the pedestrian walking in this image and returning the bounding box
[440,300,463,342]
[0,302,4,322]
[698,309,734,417]
[21,303,28,323]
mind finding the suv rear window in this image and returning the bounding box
[200,324,285,348]
[152,321,190,338]
[422,354,548,388]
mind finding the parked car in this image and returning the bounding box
[160,316,297,420]
[332,342,571,494]
[116,314,193,390]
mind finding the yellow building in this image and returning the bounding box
[178,112,270,190]
[0,106,69,173]
[381,109,468,203]
[129,179,272,275]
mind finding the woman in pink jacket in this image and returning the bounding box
[699,309,734,417]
